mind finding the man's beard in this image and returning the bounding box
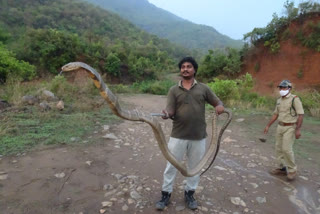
[182,75,193,80]
[181,71,193,80]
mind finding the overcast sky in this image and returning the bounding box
[148,0,303,40]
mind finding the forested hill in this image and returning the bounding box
[0,0,193,83]
[84,0,243,52]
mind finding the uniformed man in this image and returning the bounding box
[264,80,304,181]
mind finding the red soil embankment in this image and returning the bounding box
[242,13,320,95]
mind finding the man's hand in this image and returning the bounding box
[161,110,170,120]
[215,105,224,115]
[295,129,301,139]
[264,126,269,134]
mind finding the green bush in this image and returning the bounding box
[48,75,77,101]
[295,89,320,117]
[0,43,35,83]
[207,78,240,102]
[132,79,175,95]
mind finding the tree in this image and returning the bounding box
[0,43,35,83]
[105,52,121,77]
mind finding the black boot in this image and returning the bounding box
[185,190,197,210]
[156,191,171,210]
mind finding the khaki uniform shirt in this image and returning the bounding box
[273,93,304,123]
[166,80,222,140]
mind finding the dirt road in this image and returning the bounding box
[0,94,319,214]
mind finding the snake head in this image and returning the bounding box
[61,62,83,72]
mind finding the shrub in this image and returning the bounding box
[0,44,35,83]
[207,78,240,102]
[132,79,175,95]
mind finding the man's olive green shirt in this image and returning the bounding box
[166,80,222,140]
[273,93,304,123]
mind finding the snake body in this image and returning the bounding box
[61,62,232,177]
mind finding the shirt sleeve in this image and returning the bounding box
[166,86,176,115]
[293,97,304,114]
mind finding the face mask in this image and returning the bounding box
[279,89,289,97]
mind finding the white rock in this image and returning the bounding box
[130,190,141,200]
[122,204,129,211]
[99,209,106,214]
[102,133,118,140]
[247,163,257,168]
[196,186,204,194]
[223,136,237,143]
[250,183,259,188]
[299,176,309,181]
[216,177,224,181]
[230,197,246,207]
[104,189,117,198]
[0,174,8,180]
[235,118,245,122]
[175,205,185,211]
[128,198,135,204]
[86,161,92,166]
[101,201,113,207]
[213,166,227,171]
[256,197,266,204]
[56,100,64,110]
[103,125,110,131]
[54,172,65,178]
[200,206,209,212]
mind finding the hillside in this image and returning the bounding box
[242,12,320,95]
[84,0,243,53]
[0,0,192,83]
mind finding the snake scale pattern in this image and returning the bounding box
[61,62,232,177]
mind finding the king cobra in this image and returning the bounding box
[61,62,232,177]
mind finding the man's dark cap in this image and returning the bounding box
[278,80,292,88]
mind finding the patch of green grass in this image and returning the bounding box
[0,107,119,155]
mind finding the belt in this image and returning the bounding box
[279,122,295,126]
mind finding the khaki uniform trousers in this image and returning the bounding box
[275,125,297,173]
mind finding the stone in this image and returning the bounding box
[230,197,246,207]
[250,183,259,188]
[56,100,64,110]
[256,197,266,204]
[42,90,56,101]
[122,204,129,211]
[101,201,113,207]
[175,205,185,211]
[223,136,237,143]
[102,133,118,140]
[85,161,92,166]
[54,172,65,178]
[0,174,8,180]
[130,190,141,200]
[235,118,245,122]
[39,101,51,111]
[213,166,227,171]
[22,95,38,105]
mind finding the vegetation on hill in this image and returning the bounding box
[243,1,320,53]
[84,0,243,53]
[0,0,192,83]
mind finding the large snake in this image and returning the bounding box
[61,62,232,177]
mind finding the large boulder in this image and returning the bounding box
[22,95,39,105]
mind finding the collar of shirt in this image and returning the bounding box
[178,79,198,89]
[282,93,292,99]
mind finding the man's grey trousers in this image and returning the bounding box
[161,137,206,193]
